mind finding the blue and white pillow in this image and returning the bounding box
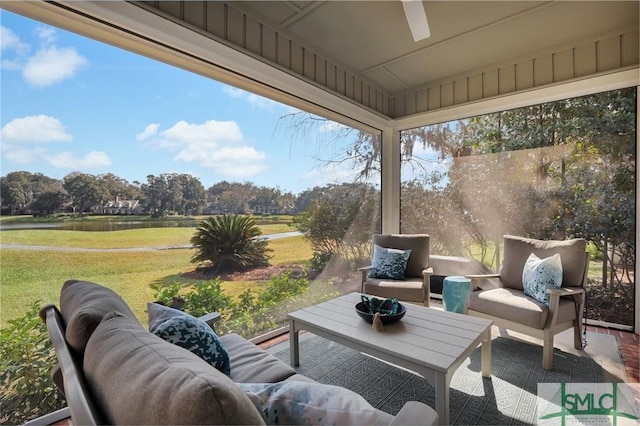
[367,244,412,280]
[522,253,563,305]
[147,303,231,376]
[238,382,385,425]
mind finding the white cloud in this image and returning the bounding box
[36,25,57,46]
[23,45,87,87]
[1,24,86,86]
[222,85,280,111]
[0,115,104,168]
[141,119,269,178]
[136,123,160,141]
[1,25,28,53]
[47,151,112,169]
[1,145,47,164]
[318,121,348,133]
[301,161,365,187]
[1,115,72,143]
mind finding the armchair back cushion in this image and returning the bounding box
[84,312,265,425]
[60,279,138,354]
[499,235,587,291]
[372,234,429,278]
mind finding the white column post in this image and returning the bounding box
[381,126,401,234]
[633,86,640,335]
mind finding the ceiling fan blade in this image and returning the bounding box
[402,0,431,42]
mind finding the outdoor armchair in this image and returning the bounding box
[465,235,589,370]
[359,234,432,306]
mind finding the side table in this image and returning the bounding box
[442,275,472,313]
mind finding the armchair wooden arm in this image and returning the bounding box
[465,273,500,290]
[198,312,221,329]
[358,266,372,292]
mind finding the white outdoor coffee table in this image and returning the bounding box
[287,292,493,425]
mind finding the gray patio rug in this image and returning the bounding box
[271,334,605,425]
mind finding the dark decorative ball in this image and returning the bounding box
[355,301,406,324]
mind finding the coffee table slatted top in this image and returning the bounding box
[288,292,492,373]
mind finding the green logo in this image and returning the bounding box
[538,383,639,425]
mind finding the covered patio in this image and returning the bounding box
[3,0,638,423]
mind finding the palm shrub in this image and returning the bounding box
[190,215,271,273]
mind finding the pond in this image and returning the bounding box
[0,220,201,232]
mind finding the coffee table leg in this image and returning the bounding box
[481,328,492,378]
[289,318,300,366]
[434,373,449,425]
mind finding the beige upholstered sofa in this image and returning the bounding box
[39,279,437,425]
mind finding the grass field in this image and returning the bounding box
[0,224,312,327]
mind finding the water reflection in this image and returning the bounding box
[0,221,200,232]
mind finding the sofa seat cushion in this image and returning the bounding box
[60,279,139,354]
[220,333,296,383]
[363,277,424,302]
[84,312,265,425]
[238,381,395,426]
[468,288,577,329]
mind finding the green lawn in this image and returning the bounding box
[0,231,312,327]
[0,223,294,248]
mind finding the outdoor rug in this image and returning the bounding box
[271,334,607,425]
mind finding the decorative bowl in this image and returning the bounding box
[355,301,406,324]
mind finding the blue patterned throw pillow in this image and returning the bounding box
[238,382,385,425]
[367,244,412,280]
[522,253,563,305]
[148,303,231,376]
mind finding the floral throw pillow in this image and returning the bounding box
[238,382,385,425]
[367,244,412,280]
[522,253,563,305]
[148,303,231,376]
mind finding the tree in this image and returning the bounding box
[30,190,68,215]
[248,186,282,214]
[176,174,206,215]
[63,172,109,214]
[1,172,34,215]
[98,173,140,201]
[0,172,61,215]
[142,174,170,217]
[141,173,205,217]
[190,215,271,273]
[293,183,380,266]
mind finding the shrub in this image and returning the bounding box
[150,279,233,318]
[190,215,272,273]
[0,302,65,424]
[151,270,311,338]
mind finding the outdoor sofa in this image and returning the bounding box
[37,279,438,425]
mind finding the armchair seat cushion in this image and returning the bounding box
[363,278,424,303]
[467,288,576,329]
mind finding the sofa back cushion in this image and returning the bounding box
[499,235,587,291]
[372,234,429,278]
[84,312,265,425]
[60,279,138,354]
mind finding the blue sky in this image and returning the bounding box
[0,10,368,194]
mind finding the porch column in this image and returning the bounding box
[636,85,639,336]
[381,127,401,234]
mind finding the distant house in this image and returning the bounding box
[103,199,141,215]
